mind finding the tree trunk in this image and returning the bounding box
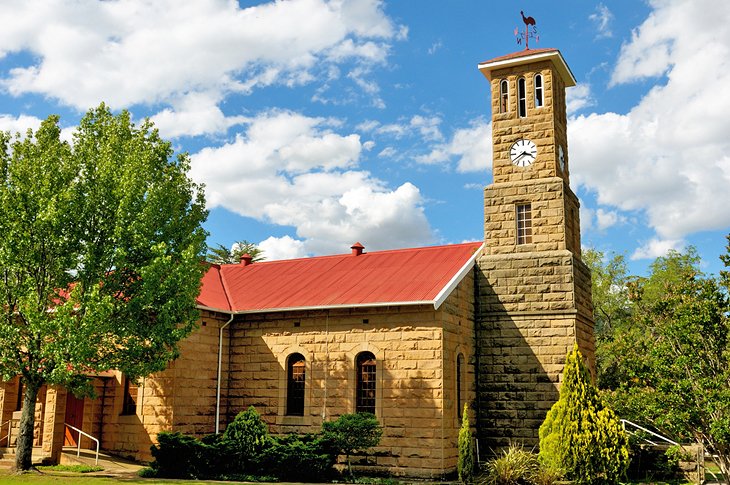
[14,380,40,471]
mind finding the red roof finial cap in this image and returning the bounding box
[351,242,365,256]
[240,253,253,266]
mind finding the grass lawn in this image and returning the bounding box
[0,473,234,485]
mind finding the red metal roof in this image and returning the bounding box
[196,242,484,313]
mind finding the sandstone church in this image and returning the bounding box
[0,46,594,478]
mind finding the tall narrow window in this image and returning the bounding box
[456,353,464,418]
[518,77,527,117]
[286,353,306,416]
[121,376,138,415]
[516,203,533,245]
[356,352,376,414]
[534,74,543,108]
[499,79,509,113]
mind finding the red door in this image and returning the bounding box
[63,393,84,446]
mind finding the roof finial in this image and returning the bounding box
[515,11,539,50]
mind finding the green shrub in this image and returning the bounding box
[222,406,270,472]
[538,345,630,484]
[322,412,382,478]
[150,431,208,479]
[257,433,337,481]
[482,444,537,485]
[458,403,475,484]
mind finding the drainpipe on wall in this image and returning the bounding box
[215,314,234,434]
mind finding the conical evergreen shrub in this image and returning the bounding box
[539,345,629,484]
[458,403,474,483]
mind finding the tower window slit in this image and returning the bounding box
[500,79,509,113]
[518,78,527,118]
[534,74,543,108]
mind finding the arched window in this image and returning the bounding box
[456,353,464,418]
[534,74,543,108]
[356,352,376,414]
[287,353,305,416]
[518,78,527,118]
[499,79,509,113]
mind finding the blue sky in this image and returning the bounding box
[0,0,728,277]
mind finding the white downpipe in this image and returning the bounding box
[215,314,234,434]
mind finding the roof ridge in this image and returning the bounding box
[216,241,483,267]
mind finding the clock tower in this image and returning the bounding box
[474,48,595,448]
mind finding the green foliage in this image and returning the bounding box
[36,464,104,473]
[150,432,211,479]
[458,404,475,484]
[222,406,270,470]
[322,412,382,478]
[539,346,630,484]
[602,251,730,483]
[481,444,562,485]
[150,407,338,481]
[482,444,537,485]
[0,105,208,469]
[206,240,265,264]
[257,433,337,481]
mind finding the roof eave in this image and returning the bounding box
[478,50,577,87]
[432,242,484,310]
[196,300,437,316]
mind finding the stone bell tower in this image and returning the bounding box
[474,48,595,449]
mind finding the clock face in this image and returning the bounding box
[510,139,537,167]
[559,145,566,172]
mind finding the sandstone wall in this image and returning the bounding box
[226,274,475,478]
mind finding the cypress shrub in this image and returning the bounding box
[458,403,474,483]
[538,345,630,484]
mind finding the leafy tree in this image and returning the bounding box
[321,412,382,478]
[539,346,629,484]
[206,240,264,264]
[604,251,730,484]
[582,249,632,342]
[0,105,208,470]
[458,403,474,484]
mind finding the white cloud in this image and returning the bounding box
[631,238,686,260]
[191,110,432,255]
[0,114,43,136]
[428,40,443,55]
[596,208,625,231]
[0,0,403,136]
[258,235,307,261]
[417,118,491,172]
[589,4,614,39]
[566,84,593,114]
[570,0,730,245]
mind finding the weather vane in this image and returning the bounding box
[515,10,538,50]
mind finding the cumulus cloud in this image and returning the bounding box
[191,110,432,255]
[569,0,730,258]
[0,0,403,137]
[417,118,491,172]
[631,238,686,260]
[0,113,43,136]
[258,235,308,261]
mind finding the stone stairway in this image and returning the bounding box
[0,447,47,472]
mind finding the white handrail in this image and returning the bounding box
[621,419,679,446]
[64,423,100,465]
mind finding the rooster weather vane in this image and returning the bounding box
[515,10,539,50]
